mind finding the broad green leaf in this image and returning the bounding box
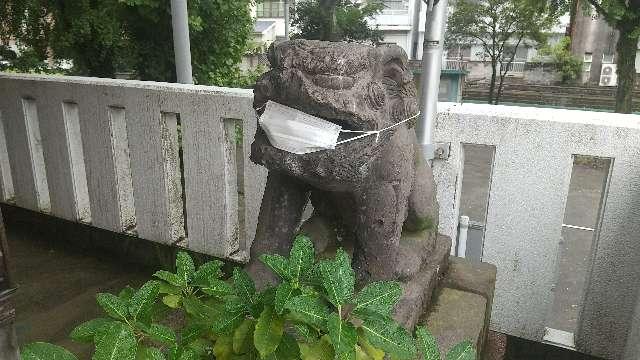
[360,316,416,360]
[147,323,177,345]
[288,235,315,283]
[293,323,318,342]
[274,282,296,314]
[254,306,284,359]
[96,293,129,320]
[200,278,234,298]
[299,336,334,360]
[176,251,196,286]
[158,281,181,295]
[213,334,233,360]
[154,270,184,288]
[284,294,329,329]
[212,309,246,335]
[186,338,211,358]
[358,333,385,360]
[119,287,136,302]
[180,322,208,346]
[356,345,372,360]
[129,281,160,321]
[93,321,137,360]
[266,333,299,360]
[259,254,291,281]
[233,268,256,305]
[353,281,402,316]
[233,319,256,354]
[416,326,440,360]
[162,294,182,308]
[326,313,357,360]
[193,260,224,285]
[136,347,166,360]
[445,341,475,360]
[182,295,211,319]
[69,318,113,343]
[21,342,78,360]
[177,348,197,360]
[319,249,354,307]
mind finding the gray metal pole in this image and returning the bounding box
[410,0,422,59]
[416,0,448,160]
[170,0,194,84]
[284,0,290,40]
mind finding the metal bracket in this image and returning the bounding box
[434,142,450,160]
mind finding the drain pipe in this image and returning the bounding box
[170,0,194,84]
[410,0,423,59]
[457,215,469,258]
[416,0,448,160]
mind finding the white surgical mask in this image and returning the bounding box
[257,100,419,155]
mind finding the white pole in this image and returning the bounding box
[410,0,422,59]
[416,0,448,160]
[284,0,291,40]
[170,0,194,84]
[458,215,469,257]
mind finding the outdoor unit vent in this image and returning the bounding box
[599,63,618,87]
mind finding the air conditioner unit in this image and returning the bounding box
[599,63,617,87]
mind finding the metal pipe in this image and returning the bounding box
[458,215,469,257]
[170,0,194,84]
[416,0,448,160]
[410,0,422,59]
[284,0,291,40]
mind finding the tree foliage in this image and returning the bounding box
[291,0,385,44]
[537,36,583,83]
[579,0,640,113]
[447,0,561,104]
[0,0,255,85]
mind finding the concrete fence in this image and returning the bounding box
[1,74,640,359]
[0,73,267,262]
[433,103,640,359]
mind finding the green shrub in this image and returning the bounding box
[21,235,475,360]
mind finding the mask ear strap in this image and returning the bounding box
[336,112,420,146]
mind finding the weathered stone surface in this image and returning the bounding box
[441,257,497,357]
[394,235,451,329]
[423,288,487,357]
[246,39,448,331]
[247,39,439,286]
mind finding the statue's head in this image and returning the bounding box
[254,39,418,132]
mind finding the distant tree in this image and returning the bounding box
[447,0,561,104]
[291,0,385,43]
[580,0,640,113]
[0,0,255,85]
[538,36,583,83]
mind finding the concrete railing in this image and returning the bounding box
[2,73,640,359]
[433,103,640,360]
[0,73,267,262]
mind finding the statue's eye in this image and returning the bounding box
[383,60,405,85]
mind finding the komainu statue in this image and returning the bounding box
[247,39,450,329]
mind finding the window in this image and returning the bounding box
[256,1,285,18]
[583,52,593,72]
[383,0,410,14]
[602,53,615,64]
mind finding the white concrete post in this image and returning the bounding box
[416,0,448,160]
[170,0,194,84]
[458,215,469,258]
[284,0,291,40]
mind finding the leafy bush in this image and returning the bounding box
[537,37,583,83]
[21,236,476,360]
